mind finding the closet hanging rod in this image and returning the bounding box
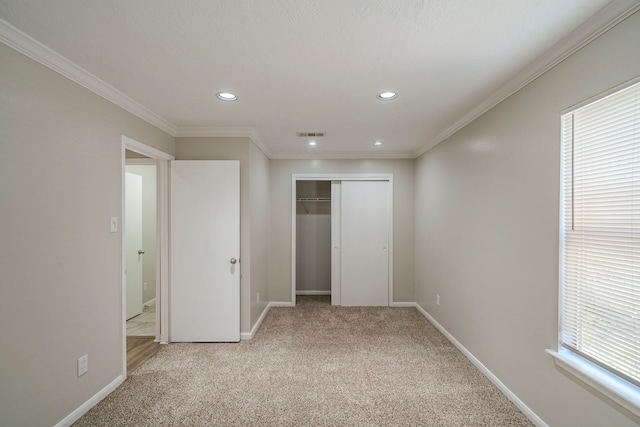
[296,197,331,202]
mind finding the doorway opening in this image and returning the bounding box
[125,161,157,336]
[121,136,173,377]
[296,181,332,305]
[291,174,394,307]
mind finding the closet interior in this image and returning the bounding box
[296,181,332,298]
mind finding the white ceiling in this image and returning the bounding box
[0,0,621,158]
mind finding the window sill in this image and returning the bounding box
[546,349,640,418]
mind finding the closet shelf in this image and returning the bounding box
[297,197,331,214]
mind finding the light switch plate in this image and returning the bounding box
[110,217,118,233]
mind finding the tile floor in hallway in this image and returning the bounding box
[126,303,156,336]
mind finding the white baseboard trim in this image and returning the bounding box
[55,375,124,427]
[412,303,548,427]
[240,301,294,340]
[390,302,417,307]
[143,298,156,307]
[269,301,295,307]
[296,290,331,295]
[241,303,271,340]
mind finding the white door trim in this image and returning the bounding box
[291,173,394,307]
[125,158,157,166]
[121,136,174,378]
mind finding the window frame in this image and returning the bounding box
[548,76,640,418]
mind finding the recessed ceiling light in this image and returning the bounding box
[216,92,237,101]
[308,141,317,146]
[374,141,383,146]
[378,91,397,101]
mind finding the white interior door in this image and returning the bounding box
[340,180,389,306]
[170,160,240,342]
[125,172,144,320]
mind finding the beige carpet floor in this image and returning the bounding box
[74,296,533,426]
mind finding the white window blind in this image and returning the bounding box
[560,80,640,386]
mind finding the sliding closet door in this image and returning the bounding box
[340,181,389,306]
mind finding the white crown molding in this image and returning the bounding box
[413,0,640,158]
[175,126,257,138]
[247,132,272,158]
[175,126,273,158]
[0,18,177,136]
[270,150,415,160]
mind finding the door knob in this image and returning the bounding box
[230,258,237,264]
[138,250,145,255]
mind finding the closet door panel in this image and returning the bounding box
[340,181,389,306]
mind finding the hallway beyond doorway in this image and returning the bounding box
[126,303,156,336]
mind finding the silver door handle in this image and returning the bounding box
[230,258,237,264]
[138,250,145,255]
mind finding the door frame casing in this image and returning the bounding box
[121,136,174,378]
[291,173,394,307]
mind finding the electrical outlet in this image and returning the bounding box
[143,282,148,291]
[256,292,260,303]
[436,294,440,307]
[78,354,88,377]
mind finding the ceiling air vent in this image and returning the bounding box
[297,132,325,137]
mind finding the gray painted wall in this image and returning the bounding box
[414,10,640,427]
[249,142,271,328]
[296,214,332,292]
[0,43,174,426]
